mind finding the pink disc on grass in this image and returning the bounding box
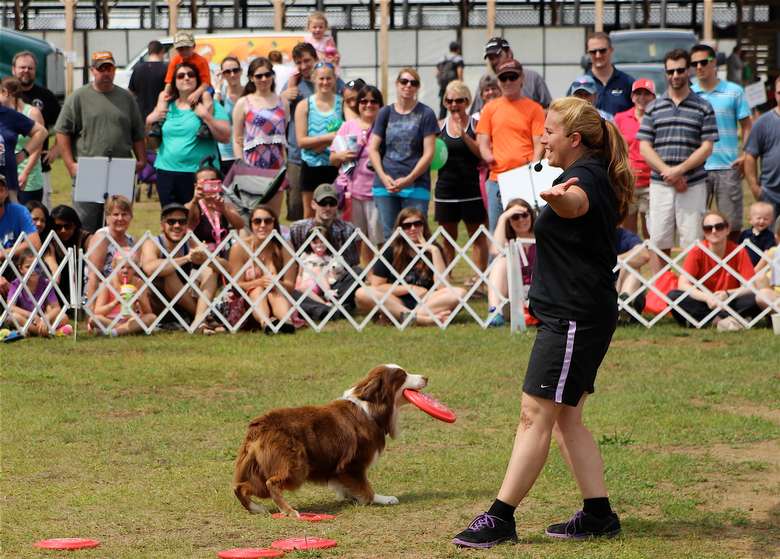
[34,538,101,550]
[217,548,284,558]
[271,536,338,551]
[271,512,336,522]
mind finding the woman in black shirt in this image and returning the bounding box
[453,97,634,548]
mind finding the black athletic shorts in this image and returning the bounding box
[434,198,487,224]
[523,307,617,407]
[300,162,339,192]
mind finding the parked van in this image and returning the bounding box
[0,27,65,98]
[114,31,305,89]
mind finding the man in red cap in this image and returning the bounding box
[614,78,656,236]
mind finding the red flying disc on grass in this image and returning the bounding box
[271,512,336,522]
[217,548,284,558]
[34,538,101,550]
[271,536,337,551]
[403,389,456,423]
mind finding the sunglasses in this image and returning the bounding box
[317,198,338,207]
[588,48,609,55]
[165,218,188,227]
[53,222,75,231]
[444,97,467,105]
[400,220,425,230]
[510,212,531,221]
[498,73,520,82]
[314,61,335,70]
[398,78,420,87]
[665,67,688,76]
[253,70,274,80]
[222,67,241,75]
[251,216,275,226]
[702,221,728,233]
[691,58,713,68]
[359,98,380,106]
[176,71,196,79]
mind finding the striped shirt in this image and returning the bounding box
[636,91,719,184]
[691,79,751,170]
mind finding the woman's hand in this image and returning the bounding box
[540,177,579,203]
[148,105,168,124]
[395,175,414,189]
[380,173,399,193]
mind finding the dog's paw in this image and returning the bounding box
[372,494,399,505]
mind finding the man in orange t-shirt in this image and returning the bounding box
[476,60,545,233]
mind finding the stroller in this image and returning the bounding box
[135,149,158,202]
[222,160,287,226]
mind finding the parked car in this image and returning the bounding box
[0,27,65,98]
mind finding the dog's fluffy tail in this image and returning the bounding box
[233,427,267,514]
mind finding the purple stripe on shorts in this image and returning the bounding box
[555,320,577,403]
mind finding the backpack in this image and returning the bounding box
[436,57,459,88]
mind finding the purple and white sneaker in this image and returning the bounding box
[545,510,621,539]
[452,512,517,548]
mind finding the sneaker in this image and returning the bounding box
[716,316,743,332]
[452,512,518,549]
[488,314,506,328]
[545,510,621,540]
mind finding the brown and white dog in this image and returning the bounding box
[233,364,427,516]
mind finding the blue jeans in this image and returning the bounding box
[486,180,503,234]
[374,196,429,241]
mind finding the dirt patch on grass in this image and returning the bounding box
[708,401,780,426]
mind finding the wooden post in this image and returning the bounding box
[168,0,179,36]
[379,0,389,99]
[594,0,604,32]
[61,0,76,96]
[486,0,495,38]
[273,0,284,31]
[703,0,713,41]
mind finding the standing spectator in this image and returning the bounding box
[0,174,42,296]
[471,74,501,210]
[128,40,168,123]
[615,78,656,237]
[342,78,367,122]
[267,50,293,96]
[0,80,46,204]
[147,61,231,207]
[726,45,745,85]
[585,32,634,117]
[436,41,465,118]
[691,44,752,242]
[215,56,244,176]
[638,49,718,273]
[476,60,545,233]
[435,80,487,275]
[281,42,345,222]
[330,85,383,263]
[12,51,61,209]
[744,76,780,222]
[567,76,615,121]
[295,62,343,219]
[55,51,145,233]
[367,68,438,240]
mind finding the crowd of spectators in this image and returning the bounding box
[2,21,780,338]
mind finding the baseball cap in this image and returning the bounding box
[173,31,196,49]
[160,203,189,219]
[484,37,510,58]
[90,51,116,68]
[632,78,656,95]
[495,60,524,77]
[313,183,338,204]
[568,75,598,96]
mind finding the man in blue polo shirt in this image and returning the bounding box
[638,49,719,272]
[585,32,634,117]
[691,44,752,242]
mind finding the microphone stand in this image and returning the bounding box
[528,160,543,215]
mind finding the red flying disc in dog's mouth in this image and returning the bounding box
[34,538,101,550]
[403,389,456,423]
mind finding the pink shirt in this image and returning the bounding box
[332,119,375,201]
[615,108,651,188]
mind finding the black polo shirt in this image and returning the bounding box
[20,83,61,173]
[589,66,634,116]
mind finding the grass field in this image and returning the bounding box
[3,321,779,558]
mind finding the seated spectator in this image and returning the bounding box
[1,174,42,296]
[667,211,760,331]
[91,252,156,336]
[486,199,536,327]
[84,195,135,310]
[185,161,245,253]
[141,203,223,334]
[25,200,57,271]
[289,183,361,316]
[228,205,297,334]
[755,218,780,311]
[355,207,465,326]
[50,205,91,305]
[294,225,347,309]
[6,248,69,336]
[738,201,776,266]
[615,226,651,322]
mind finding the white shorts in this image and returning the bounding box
[648,180,707,250]
[348,198,383,248]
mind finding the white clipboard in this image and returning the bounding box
[497,160,562,210]
[73,156,136,204]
